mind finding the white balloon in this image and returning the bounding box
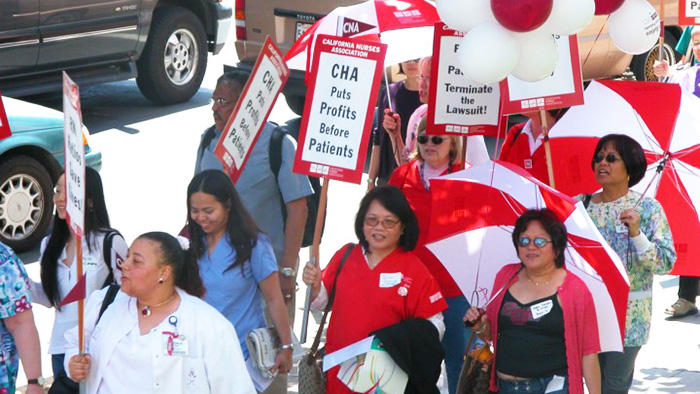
[457,23,520,85]
[608,0,660,55]
[546,0,596,36]
[436,0,495,32]
[511,32,558,82]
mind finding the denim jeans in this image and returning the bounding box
[443,295,472,394]
[51,353,65,378]
[498,374,569,394]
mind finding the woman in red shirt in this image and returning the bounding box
[388,117,465,394]
[302,186,447,393]
[466,209,601,394]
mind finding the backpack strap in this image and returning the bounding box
[97,283,120,324]
[197,125,218,162]
[101,229,120,287]
[269,124,288,226]
[309,244,355,357]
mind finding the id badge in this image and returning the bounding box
[162,334,189,356]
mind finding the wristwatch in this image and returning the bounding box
[280,343,294,351]
[28,377,45,386]
[279,267,296,277]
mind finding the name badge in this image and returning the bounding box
[83,256,98,268]
[530,299,553,320]
[523,159,533,169]
[615,222,628,234]
[163,334,189,356]
[379,273,402,288]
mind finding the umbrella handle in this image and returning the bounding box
[464,308,485,328]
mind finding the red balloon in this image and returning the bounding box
[595,0,625,15]
[491,0,553,33]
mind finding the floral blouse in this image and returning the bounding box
[576,191,676,347]
[0,243,33,393]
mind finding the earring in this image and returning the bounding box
[158,277,164,284]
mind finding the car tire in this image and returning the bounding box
[0,156,54,253]
[630,31,679,82]
[136,6,207,105]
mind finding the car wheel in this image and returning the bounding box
[136,6,207,104]
[630,32,678,81]
[0,156,54,252]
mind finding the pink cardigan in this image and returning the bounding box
[486,264,600,394]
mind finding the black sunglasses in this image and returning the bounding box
[417,135,444,145]
[594,153,622,164]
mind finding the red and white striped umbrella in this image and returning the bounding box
[284,0,439,72]
[426,160,629,352]
[547,80,700,277]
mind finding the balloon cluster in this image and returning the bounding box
[438,0,660,85]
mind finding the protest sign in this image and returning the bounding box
[427,22,500,136]
[294,35,387,184]
[62,72,85,237]
[499,35,584,115]
[680,0,700,24]
[214,36,289,183]
[0,93,10,140]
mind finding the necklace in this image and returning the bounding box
[525,271,554,286]
[140,293,175,317]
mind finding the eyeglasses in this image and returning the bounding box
[417,135,444,145]
[517,237,552,248]
[364,217,400,229]
[593,153,622,164]
[210,97,232,106]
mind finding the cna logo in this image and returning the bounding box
[336,16,375,37]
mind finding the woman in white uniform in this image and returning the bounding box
[65,232,255,394]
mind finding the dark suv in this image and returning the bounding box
[0,0,231,104]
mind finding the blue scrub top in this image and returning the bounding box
[198,233,278,359]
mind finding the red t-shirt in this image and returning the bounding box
[499,122,551,185]
[322,244,447,393]
[389,160,463,297]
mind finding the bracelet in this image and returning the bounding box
[280,343,293,351]
[367,178,376,184]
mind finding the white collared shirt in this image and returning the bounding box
[30,232,116,354]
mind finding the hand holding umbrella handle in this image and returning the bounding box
[464,307,485,329]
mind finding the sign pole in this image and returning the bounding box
[658,0,666,62]
[300,177,330,343]
[540,109,556,189]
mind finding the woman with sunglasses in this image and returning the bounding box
[575,134,675,394]
[388,116,467,394]
[466,208,601,394]
[302,186,447,393]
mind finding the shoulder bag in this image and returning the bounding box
[298,244,355,394]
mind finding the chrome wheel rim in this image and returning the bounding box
[0,174,44,241]
[164,28,199,86]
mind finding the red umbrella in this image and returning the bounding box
[426,160,629,352]
[547,80,700,276]
[284,0,439,72]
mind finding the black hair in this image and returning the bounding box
[354,186,419,252]
[187,170,260,272]
[512,208,568,268]
[136,232,204,297]
[590,134,647,187]
[216,70,250,98]
[40,167,113,308]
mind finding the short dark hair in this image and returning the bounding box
[512,208,567,268]
[137,232,205,297]
[216,70,249,98]
[354,186,419,252]
[590,134,647,187]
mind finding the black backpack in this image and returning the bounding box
[269,120,325,248]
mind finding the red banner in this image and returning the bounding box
[214,36,289,183]
[293,35,387,184]
[0,94,11,140]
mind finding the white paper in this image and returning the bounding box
[245,357,274,392]
[323,335,374,372]
[530,299,553,320]
[545,375,565,392]
[379,273,402,288]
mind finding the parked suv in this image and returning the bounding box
[0,0,231,104]
[228,0,680,115]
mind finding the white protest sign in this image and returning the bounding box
[62,72,85,236]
